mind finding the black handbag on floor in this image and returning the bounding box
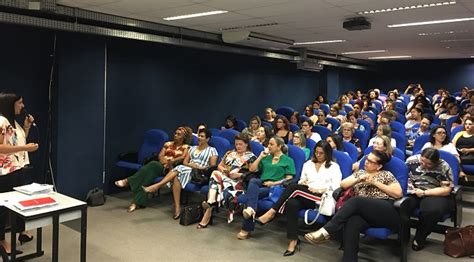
[190,166,217,185]
[85,187,106,206]
[179,203,203,226]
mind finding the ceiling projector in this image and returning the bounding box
[343,17,371,31]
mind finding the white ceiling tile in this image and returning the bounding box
[200,0,291,11]
[98,0,193,14]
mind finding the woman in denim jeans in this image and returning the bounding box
[236,136,295,240]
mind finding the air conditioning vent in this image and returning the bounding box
[221,31,294,50]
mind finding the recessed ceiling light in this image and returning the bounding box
[294,40,346,45]
[359,1,456,15]
[341,50,386,55]
[163,10,228,21]
[368,55,412,60]
[388,17,474,28]
[440,38,474,42]
[471,56,474,58]
[418,30,468,36]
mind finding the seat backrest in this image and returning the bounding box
[413,134,430,155]
[261,121,273,129]
[287,144,306,180]
[396,113,407,124]
[275,106,295,119]
[289,123,300,132]
[446,116,458,133]
[236,119,247,132]
[450,125,464,140]
[326,117,340,131]
[357,119,371,136]
[138,129,169,164]
[192,135,198,146]
[391,131,407,152]
[312,125,331,140]
[364,145,405,161]
[299,115,310,123]
[320,104,330,114]
[208,136,231,163]
[333,150,353,179]
[353,129,368,150]
[249,140,264,157]
[342,141,358,163]
[438,150,460,186]
[305,138,317,158]
[363,111,376,124]
[209,128,221,136]
[217,129,240,145]
[390,121,406,134]
[344,104,353,113]
[359,156,409,195]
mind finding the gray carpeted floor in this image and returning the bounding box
[10,189,474,261]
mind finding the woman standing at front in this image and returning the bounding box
[237,136,295,240]
[256,141,342,256]
[305,150,402,262]
[0,93,39,254]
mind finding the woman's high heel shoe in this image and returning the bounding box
[114,179,128,188]
[283,239,301,256]
[18,233,33,245]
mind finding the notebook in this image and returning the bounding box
[14,197,57,211]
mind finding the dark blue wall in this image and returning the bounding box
[370,59,474,94]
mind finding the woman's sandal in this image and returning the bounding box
[114,179,128,188]
[304,230,330,245]
[237,230,249,240]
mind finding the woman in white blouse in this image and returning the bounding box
[421,125,460,161]
[255,140,342,256]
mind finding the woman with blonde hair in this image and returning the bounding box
[264,107,276,123]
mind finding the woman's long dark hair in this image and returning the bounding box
[429,125,450,146]
[0,92,21,126]
[312,140,333,168]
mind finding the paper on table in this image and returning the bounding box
[13,183,54,195]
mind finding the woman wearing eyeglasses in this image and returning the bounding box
[291,130,310,160]
[421,126,459,161]
[304,150,402,262]
[272,115,293,144]
[255,141,342,256]
[405,148,453,251]
[301,120,321,143]
[316,110,332,131]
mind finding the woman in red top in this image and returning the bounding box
[115,126,193,212]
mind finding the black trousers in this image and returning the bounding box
[0,169,27,240]
[272,184,320,240]
[406,195,453,245]
[324,196,400,262]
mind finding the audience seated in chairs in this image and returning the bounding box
[221,115,239,131]
[264,107,276,123]
[251,126,272,147]
[346,111,365,133]
[339,122,362,156]
[405,148,454,251]
[237,136,295,240]
[438,102,459,125]
[304,105,318,124]
[353,135,393,172]
[407,114,432,150]
[304,150,403,262]
[273,115,293,144]
[290,111,301,127]
[405,107,422,133]
[241,115,261,141]
[326,133,344,152]
[292,130,311,160]
[197,133,256,229]
[114,126,193,212]
[316,110,332,130]
[301,119,321,143]
[143,129,218,219]
[421,126,459,161]
[453,116,474,181]
[369,124,397,148]
[255,140,342,256]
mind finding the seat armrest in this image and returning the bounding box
[451,185,463,227]
[394,197,413,222]
[117,151,138,163]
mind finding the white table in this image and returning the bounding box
[0,191,87,262]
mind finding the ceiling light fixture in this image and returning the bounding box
[358,1,456,15]
[294,40,346,45]
[163,10,228,21]
[368,55,412,60]
[440,38,474,42]
[341,50,386,55]
[388,17,474,28]
[471,56,474,58]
